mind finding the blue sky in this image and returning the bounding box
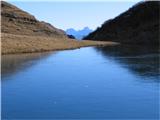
[7,0,140,30]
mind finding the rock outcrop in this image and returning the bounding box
[84,1,160,45]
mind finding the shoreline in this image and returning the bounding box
[2,43,118,55]
[2,33,119,55]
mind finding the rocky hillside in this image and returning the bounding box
[1,1,67,38]
[84,1,160,45]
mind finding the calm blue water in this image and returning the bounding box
[2,46,160,119]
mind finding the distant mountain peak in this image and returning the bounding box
[66,27,93,40]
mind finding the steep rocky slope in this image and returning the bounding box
[84,1,160,45]
[1,1,67,38]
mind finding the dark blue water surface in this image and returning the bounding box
[2,45,160,119]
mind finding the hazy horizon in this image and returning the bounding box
[8,0,140,30]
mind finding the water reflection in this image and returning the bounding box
[95,45,160,81]
[2,47,159,119]
[1,52,53,78]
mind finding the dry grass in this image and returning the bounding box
[1,33,118,54]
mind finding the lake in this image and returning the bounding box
[1,45,160,119]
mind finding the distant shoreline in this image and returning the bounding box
[2,33,118,55]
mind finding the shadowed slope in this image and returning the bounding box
[84,1,160,45]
